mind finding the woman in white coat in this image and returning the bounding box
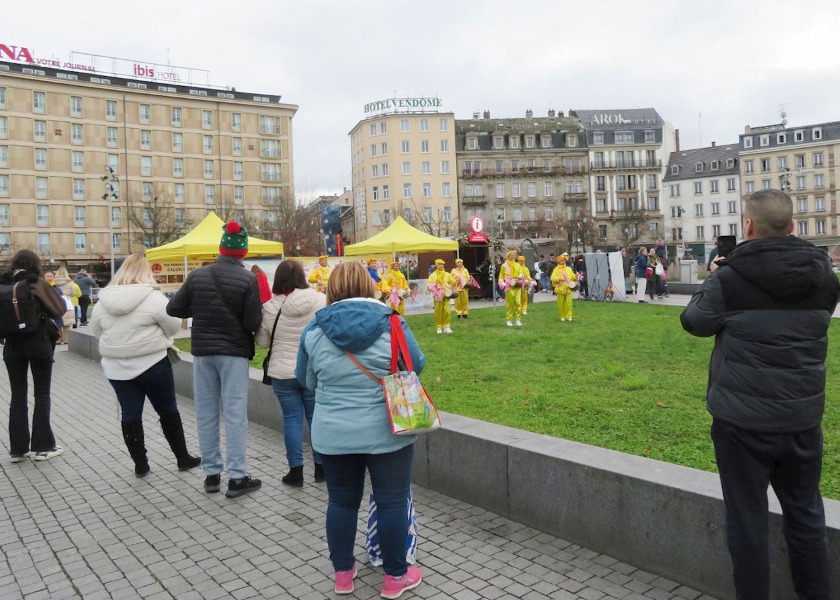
[256,259,326,486]
[90,255,200,477]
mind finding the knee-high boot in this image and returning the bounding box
[121,420,150,477]
[159,411,201,471]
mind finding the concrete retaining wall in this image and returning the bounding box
[71,329,839,600]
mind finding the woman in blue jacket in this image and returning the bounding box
[634,247,651,303]
[296,261,426,598]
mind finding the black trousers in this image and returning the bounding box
[5,355,56,454]
[711,419,832,600]
[79,295,92,323]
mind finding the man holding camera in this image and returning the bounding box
[680,190,838,599]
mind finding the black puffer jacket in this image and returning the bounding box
[681,236,840,432]
[166,256,261,358]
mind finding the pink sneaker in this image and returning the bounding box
[334,564,357,595]
[380,566,422,599]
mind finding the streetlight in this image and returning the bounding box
[101,166,119,279]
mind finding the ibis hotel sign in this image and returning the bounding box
[0,42,210,85]
[364,96,443,115]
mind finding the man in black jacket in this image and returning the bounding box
[681,190,838,599]
[167,222,263,499]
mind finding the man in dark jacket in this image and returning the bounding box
[680,190,838,599]
[74,269,97,325]
[167,222,263,499]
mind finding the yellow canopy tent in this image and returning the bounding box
[343,216,458,256]
[145,212,283,261]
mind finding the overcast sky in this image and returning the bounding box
[5,0,840,200]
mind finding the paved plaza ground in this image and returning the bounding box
[0,295,722,599]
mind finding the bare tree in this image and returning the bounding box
[614,206,649,248]
[128,185,191,248]
[563,205,597,253]
[215,195,264,238]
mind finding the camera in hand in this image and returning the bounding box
[717,235,737,258]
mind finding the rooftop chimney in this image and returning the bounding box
[711,141,716,147]
[483,110,490,120]
[548,109,556,118]
[675,128,680,152]
[526,109,533,119]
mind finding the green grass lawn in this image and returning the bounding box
[175,300,840,499]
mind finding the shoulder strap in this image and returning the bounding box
[268,306,282,345]
[12,281,24,323]
[389,313,413,372]
[344,350,380,383]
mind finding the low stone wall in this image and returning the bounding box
[70,329,839,600]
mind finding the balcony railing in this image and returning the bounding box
[463,166,588,178]
[261,173,282,181]
[563,192,588,202]
[590,159,662,170]
[463,195,487,205]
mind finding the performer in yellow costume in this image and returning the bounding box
[307,255,331,293]
[381,261,409,315]
[551,254,578,321]
[427,259,454,334]
[450,258,471,319]
[498,250,524,327]
[517,255,535,316]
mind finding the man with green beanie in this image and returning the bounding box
[167,221,263,498]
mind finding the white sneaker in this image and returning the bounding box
[506,321,513,327]
[10,452,31,463]
[436,328,442,335]
[33,447,64,461]
[560,318,566,322]
[515,320,522,327]
[443,326,453,334]
[522,311,528,315]
[568,317,573,321]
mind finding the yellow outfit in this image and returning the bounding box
[381,267,409,315]
[427,269,455,331]
[499,259,524,323]
[517,263,533,315]
[551,265,578,321]
[307,264,331,293]
[450,266,471,317]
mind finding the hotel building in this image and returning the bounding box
[738,121,840,253]
[349,99,456,241]
[0,51,296,269]
[454,109,589,242]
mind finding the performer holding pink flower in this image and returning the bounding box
[499,250,524,327]
[550,254,578,321]
[427,259,454,334]
[516,255,535,316]
[450,258,471,319]
[381,261,409,316]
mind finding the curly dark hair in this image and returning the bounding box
[10,249,42,276]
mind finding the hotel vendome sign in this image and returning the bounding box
[363,96,443,115]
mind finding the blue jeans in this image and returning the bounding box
[271,377,320,468]
[321,444,414,576]
[108,358,178,422]
[193,355,250,479]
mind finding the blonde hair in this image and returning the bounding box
[56,266,70,279]
[110,254,157,286]
[326,262,375,305]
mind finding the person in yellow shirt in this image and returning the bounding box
[307,255,331,293]
[517,255,535,316]
[551,254,578,321]
[427,259,454,334]
[381,261,409,315]
[498,250,524,327]
[449,258,472,319]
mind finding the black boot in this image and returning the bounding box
[282,466,304,487]
[314,463,325,483]
[159,412,201,471]
[121,420,150,477]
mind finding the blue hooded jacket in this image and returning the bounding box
[296,297,426,455]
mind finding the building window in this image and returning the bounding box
[259,115,281,135]
[37,233,50,254]
[795,130,804,142]
[695,162,704,173]
[467,137,478,150]
[74,206,86,227]
[139,104,151,124]
[512,182,521,198]
[401,161,411,175]
[593,132,604,145]
[544,181,553,197]
[512,208,522,222]
[140,130,151,150]
[0,175,8,196]
[567,134,578,147]
[527,182,537,198]
[141,156,152,177]
[647,174,658,190]
[107,127,119,147]
[760,159,770,173]
[111,206,121,227]
[669,184,680,197]
[711,202,720,215]
[382,163,389,176]
[233,138,242,156]
[383,184,391,199]
[495,183,504,199]
[493,136,504,150]
[540,135,551,148]
[696,226,705,239]
[171,107,182,126]
[440,160,450,174]
[525,135,535,148]
[816,197,825,211]
[815,174,824,188]
[420,118,429,132]
[0,204,8,226]
[745,181,755,193]
[422,161,431,175]
[797,198,808,213]
[816,219,826,234]
[380,122,387,134]
[173,158,184,177]
[694,182,702,194]
[33,91,46,113]
[74,233,87,253]
[795,154,805,168]
[369,123,376,136]
[421,140,430,153]
[712,224,721,237]
[35,205,49,226]
[762,179,771,190]
[35,148,48,170]
[172,132,183,152]
[728,201,737,214]
[813,127,822,140]
[203,135,213,154]
[403,183,412,198]
[798,221,808,235]
[727,178,736,192]
[233,162,243,180]
[814,152,824,167]
[261,139,280,158]
[202,110,213,129]
[261,164,281,181]
[400,119,409,132]
[232,113,242,132]
[759,135,769,147]
[70,96,83,117]
[710,180,719,193]
[743,137,753,149]
[32,120,48,142]
[509,137,519,150]
[107,154,118,173]
[204,185,215,204]
[422,183,432,198]
[744,160,753,174]
[174,184,185,203]
[380,142,388,155]
[615,131,634,144]
[695,204,704,216]
[439,118,448,131]
[0,87,5,109]
[143,182,154,202]
[422,207,432,222]
[545,207,554,221]
[511,159,519,173]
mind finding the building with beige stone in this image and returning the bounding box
[0,53,296,271]
[738,121,840,255]
[455,109,589,246]
[349,98,456,241]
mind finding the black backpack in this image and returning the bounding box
[0,280,44,336]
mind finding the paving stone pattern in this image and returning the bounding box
[0,351,718,599]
